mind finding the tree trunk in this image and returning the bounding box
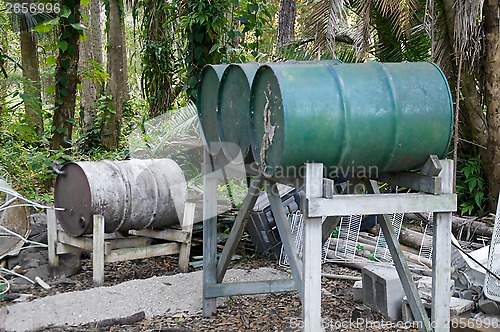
[276,0,296,47]
[485,0,500,210]
[452,215,494,240]
[51,0,81,150]
[19,16,43,134]
[102,0,128,150]
[79,0,103,148]
[440,0,487,151]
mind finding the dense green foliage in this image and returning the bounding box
[0,0,493,216]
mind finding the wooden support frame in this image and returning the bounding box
[47,202,195,286]
[202,154,456,332]
[364,179,432,331]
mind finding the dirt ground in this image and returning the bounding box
[2,244,420,332]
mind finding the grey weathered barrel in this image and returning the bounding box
[54,159,187,237]
[197,64,228,155]
[217,62,260,163]
[250,61,453,176]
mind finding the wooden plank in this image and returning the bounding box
[266,181,304,300]
[302,163,324,332]
[365,180,432,332]
[323,178,335,198]
[47,209,59,275]
[104,243,180,263]
[107,237,150,250]
[205,279,296,298]
[56,242,83,255]
[377,172,442,194]
[421,155,442,176]
[432,160,453,332]
[322,216,341,243]
[58,230,111,255]
[58,230,93,250]
[179,202,195,273]
[93,215,105,286]
[129,229,190,243]
[202,151,218,317]
[308,193,456,217]
[216,177,263,283]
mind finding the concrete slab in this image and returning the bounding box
[1,267,288,332]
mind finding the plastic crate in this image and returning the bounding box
[246,190,301,260]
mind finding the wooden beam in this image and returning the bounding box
[365,180,432,332]
[205,279,296,298]
[107,237,150,250]
[323,178,335,198]
[217,177,263,282]
[377,172,442,194]
[308,193,456,217]
[47,209,59,275]
[179,202,195,273]
[56,242,83,255]
[104,243,180,263]
[93,215,105,286]
[302,163,324,332]
[202,151,218,317]
[432,160,453,332]
[58,230,110,254]
[322,216,341,243]
[421,155,442,176]
[129,228,190,243]
[266,181,304,300]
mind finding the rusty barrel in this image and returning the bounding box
[54,158,187,237]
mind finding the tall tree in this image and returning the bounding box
[485,0,500,209]
[51,0,82,150]
[79,0,104,148]
[19,16,43,134]
[276,0,296,47]
[101,0,128,150]
[139,1,181,117]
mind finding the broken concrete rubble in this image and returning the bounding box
[355,236,500,323]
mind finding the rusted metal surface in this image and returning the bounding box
[0,198,30,259]
[54,159,187,237]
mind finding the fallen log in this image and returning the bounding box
[328,238,432,268]
[326,250,432,276]
[358,232,420,255]
[368,226,429,251]
[452,216,493,240]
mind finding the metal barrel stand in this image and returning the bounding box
[202,152,456,332]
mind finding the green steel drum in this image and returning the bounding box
[217,62,260,163]
[250,61,453,176]
[217,60,342,164]
[197,64,228,155]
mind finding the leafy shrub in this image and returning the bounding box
[456,158,487,216]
